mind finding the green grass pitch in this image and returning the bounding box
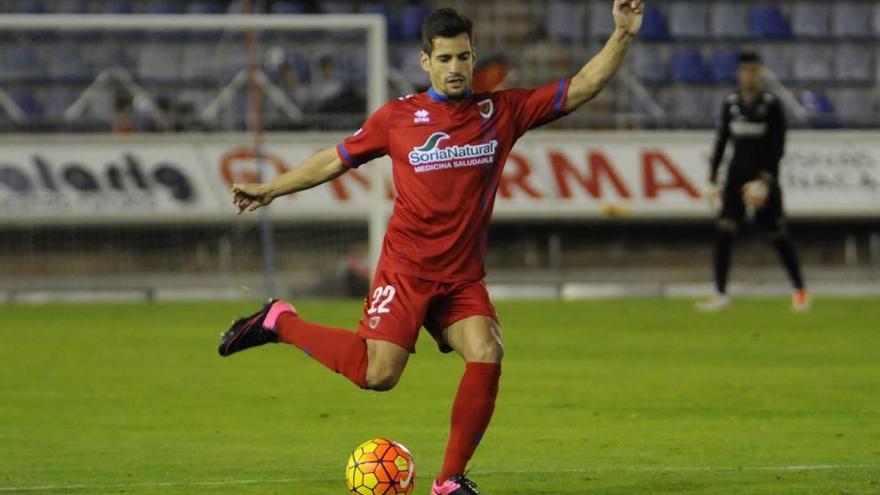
[1,298,879,494]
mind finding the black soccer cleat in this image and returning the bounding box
[217,299,296,357]
[431,474,480,495]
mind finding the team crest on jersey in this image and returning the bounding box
[477,98,494,119]
[413,109,431,124]
[407,132,498,173]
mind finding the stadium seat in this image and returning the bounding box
[799,89,834,121]
[100,1,134,14]
[271,1,311,14]
[144,1,183,14]
[629,44,668,84]
[320,0,357,14]
[588,0,617,39]
[180,43,219,83]
[758,45,792,82]
[1,45,45,82]
[46,43,91,83]
[54,0,89,13]
[187,1,225,15]
[360,3,400,40]
[544,0,587,43]
[792,45,833,82]
[88,43,133,73]
[136,43,182,83]
[636,5,671,41]
[14,1,47,14]
[42,87,80,120]
[400,4,431,40]
[668,1,709,39]
[669,86,712,127]
[12,90,43,118]
[671,49,711,84]
[833,88,876,123]
[710,49,739,83]
[748,6,793,39]
[834,44,873,83]
[791,2,830,39]
[831,2,873,38]
[710,1,749,39]
[874,2,880,38]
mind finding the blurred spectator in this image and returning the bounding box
[473,54,511,93]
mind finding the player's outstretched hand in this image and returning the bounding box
[613,0,644,36]
[231,183,274,214]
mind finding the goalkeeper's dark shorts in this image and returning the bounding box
[720,181,786,231]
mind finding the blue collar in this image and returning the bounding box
[428,86,472,102]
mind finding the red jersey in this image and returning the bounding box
[336,79,571,282]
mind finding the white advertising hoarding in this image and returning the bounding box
[1,131,878,224]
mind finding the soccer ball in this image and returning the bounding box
[345,438,415,495]
[742,179,769,207]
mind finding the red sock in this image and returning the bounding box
[439,362,501,481]
[275,313,368,389]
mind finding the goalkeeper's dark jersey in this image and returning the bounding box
[709,90,786,188]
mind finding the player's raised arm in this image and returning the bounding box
[231,146,347,214]
[564,0,643,112]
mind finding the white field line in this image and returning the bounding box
[1,463,878,492]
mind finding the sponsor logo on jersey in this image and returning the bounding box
[477,98,494,119]
[407,132,498,173]
[413,109,431,124]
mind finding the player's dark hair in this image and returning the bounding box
[738,51,762,65]
[421,7,473,55]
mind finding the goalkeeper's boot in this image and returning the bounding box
[218,299,296,356]
[792,289,811,313]
[694,293,731,312]
[431,474,480,495]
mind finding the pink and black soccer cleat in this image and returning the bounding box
[431,474,480,495]
[218,299,296,356]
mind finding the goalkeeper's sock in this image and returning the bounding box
[713,229,735,294]
[276,314,368,389]
[772,235,805,290]
[439,362,501,481]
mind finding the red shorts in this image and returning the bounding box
[356,270,499,353]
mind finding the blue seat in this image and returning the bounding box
[100,1,134,14]
[748,6,792,39]
[400,5,431,40]
[187,1,225,14]
[14,1,47,13]
[361,3,399,39]
[710,2,748,39]
[711,50,739,83]
[800,90,833,115]
[791,2,829,38]
[671,49,710,83]
[638,5,671,41]
[144,1,183,14]
[668,1,708,39]
[54,0,89,13]
[12,91,43,118]
[2,46,45,81]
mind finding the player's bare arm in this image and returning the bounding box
[564,0,644,112]
[231,146,347,214]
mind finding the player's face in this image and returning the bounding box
[737,62,762,92]
[420,33,475,99]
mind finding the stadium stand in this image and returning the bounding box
[0,0,877,132]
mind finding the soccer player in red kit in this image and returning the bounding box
[220,3,643,493]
